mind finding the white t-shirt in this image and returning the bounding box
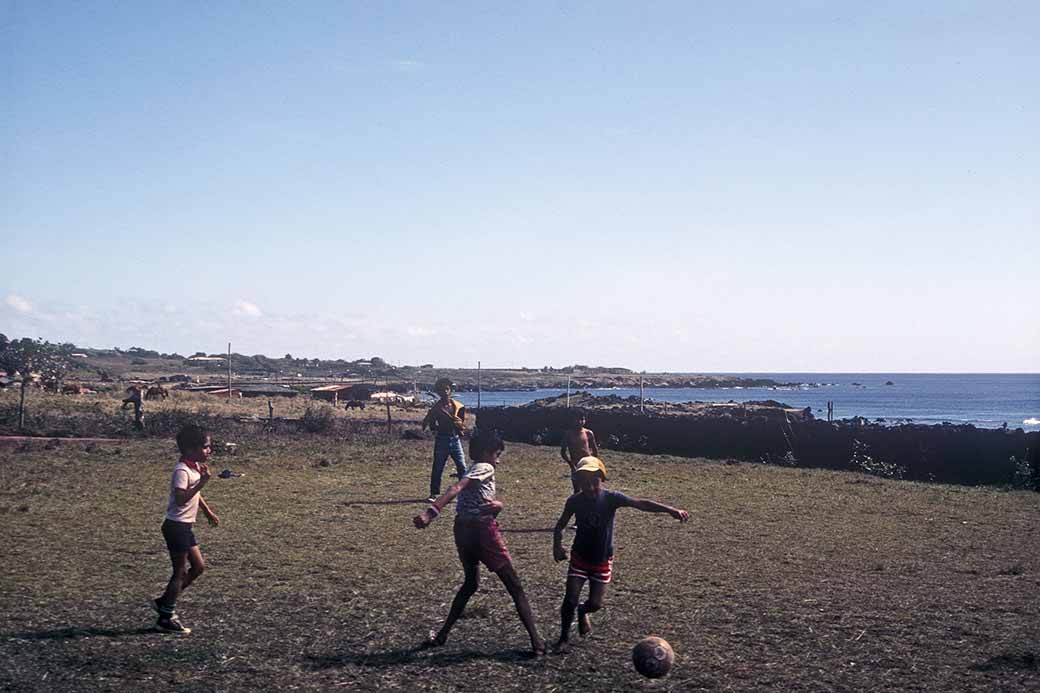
[165,461,201,523]
[455,462,496,519]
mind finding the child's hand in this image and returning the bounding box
[553,544,568,562]
[413,511,434,529]
[206,512,220,527]
[671,508,690,523]
[478,500,503,516]
[199,464,211,481]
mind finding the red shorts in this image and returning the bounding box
[454,516,512,573]
[568,553,613,583]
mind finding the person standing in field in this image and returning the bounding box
[152,424,221,634]
[422,377,467,503]
[122,384,145,431]
[560,409,598,493]
[413,429,546,655]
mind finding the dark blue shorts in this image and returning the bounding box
[162,519,198,555]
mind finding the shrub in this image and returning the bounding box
[301,405,335,434]
[851,439,906,480]
[1010,456,1034,490]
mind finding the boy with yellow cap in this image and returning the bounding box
[551,456,688,650]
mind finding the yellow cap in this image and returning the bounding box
[575,456,607,479]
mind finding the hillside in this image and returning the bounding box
[34,343,798,392]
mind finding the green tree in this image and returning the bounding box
[0,337,73,430]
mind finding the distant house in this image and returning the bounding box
[204,388,242,398]
[187,356,225,362]
[70,353,89,359]
[160,374,193,383]
[311,384,353,405]
[311,383,375,403]
[187,383,296,398]
[237,384,298,398]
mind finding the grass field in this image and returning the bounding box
[2,432,1039,691]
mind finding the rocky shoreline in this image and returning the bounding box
[450,374,805,392]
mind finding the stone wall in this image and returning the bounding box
[476,404,1038,486]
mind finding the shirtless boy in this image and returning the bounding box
[560,409,598,493]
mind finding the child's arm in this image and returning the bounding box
[421,407,433,431]
[413,477,473,528]
[174,464,211,506]
[479,499,503,516]
[586,428,603,455]
[198,494,220,527]
[624,497,689,522]
[560,439,572,465]
[552,507,574,561]
[587,429,599,456]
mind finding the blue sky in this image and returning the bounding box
[2,1,1037,371]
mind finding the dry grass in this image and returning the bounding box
[2,432,1039,691]
[0,388,428,438]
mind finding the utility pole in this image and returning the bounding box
[566,373,571,408]
[227,342,232,401]
[640,371,645,414]
[477,360,482,410]
[385,374,392,437]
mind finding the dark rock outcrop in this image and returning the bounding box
[476,394,1037,487]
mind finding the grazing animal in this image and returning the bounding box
[345,400,366,411]
[145,385,169,401]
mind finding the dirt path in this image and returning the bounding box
[0,435,127,445]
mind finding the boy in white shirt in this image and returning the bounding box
[153,424,220,634]
[413,429,545,655]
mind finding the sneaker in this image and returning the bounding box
[426,496,438,504]
[156,616,191,635]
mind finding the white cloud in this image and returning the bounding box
[4,294,32,314]
[233,300,264,318]
[406,326,436,337]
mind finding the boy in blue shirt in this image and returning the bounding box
[551,456,688,651]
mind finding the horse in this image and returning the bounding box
[145,385,169,401]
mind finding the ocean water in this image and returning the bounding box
[453,373,1040,432]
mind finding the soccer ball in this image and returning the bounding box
[632,636,674,678]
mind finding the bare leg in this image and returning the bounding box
[431,560,479,645]
[556,575,586,650]
[495,564,545,654]
[577,580,607,637]
[159,553,189,615]
[178,546,206,593]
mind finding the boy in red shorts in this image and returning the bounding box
[413,429,545,655]
[153,424,220,634]
[551,456,688,651]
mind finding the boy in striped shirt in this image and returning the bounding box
[414,429,545,655]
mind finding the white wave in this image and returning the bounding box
[1025,417,1040,426]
